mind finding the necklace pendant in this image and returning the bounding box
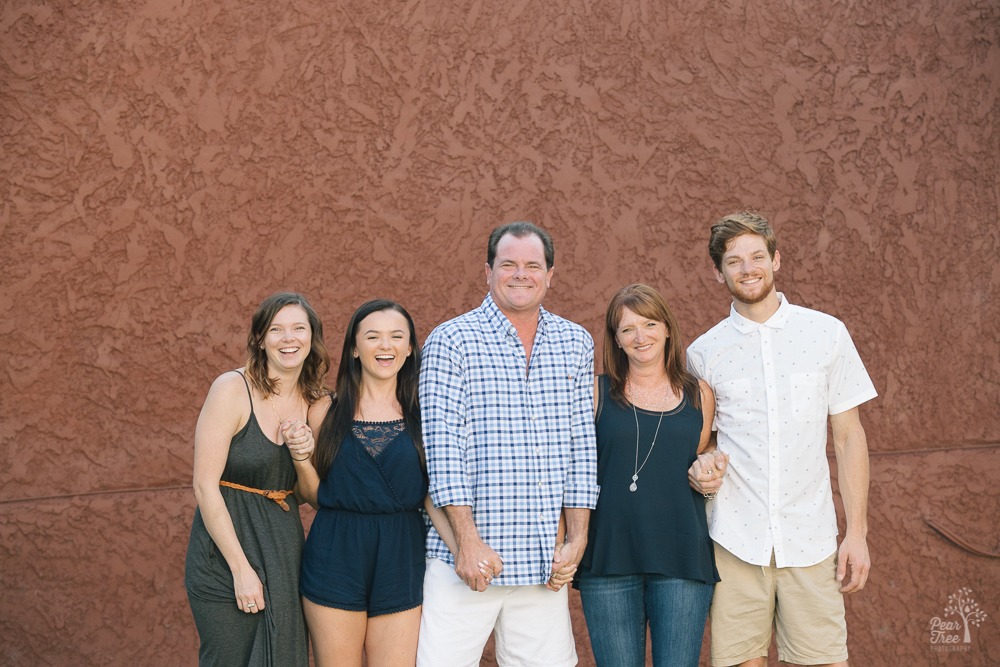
[629,481,638,492]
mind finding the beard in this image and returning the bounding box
[727,273,775,305]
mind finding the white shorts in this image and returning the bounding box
[417,558,578,667]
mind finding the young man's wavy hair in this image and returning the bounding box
[708,210,777,271]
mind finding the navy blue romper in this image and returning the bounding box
[300,420,428,616]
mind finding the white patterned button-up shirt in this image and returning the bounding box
[420,294,599,586]
[687,294,877,568]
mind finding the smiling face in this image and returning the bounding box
[352,309,413,383]
[615,306,669,369]
[714,233,781,306]
[263,304,312,373]
[485,232,553,318]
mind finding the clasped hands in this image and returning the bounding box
[280,419,314,461]
[453,539,584,594]
[454,540,504,592]
[546,538,584,592]
[687,449,730,498]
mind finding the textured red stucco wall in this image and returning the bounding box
[1,0,998,664]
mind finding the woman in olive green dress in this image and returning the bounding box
[185,292,330,666]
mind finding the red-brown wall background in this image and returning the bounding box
[1,0,998,664]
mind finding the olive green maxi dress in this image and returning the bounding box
[185,371,308,666]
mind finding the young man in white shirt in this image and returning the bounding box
[687,211,877,667]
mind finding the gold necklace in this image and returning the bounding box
[266,391,304,438]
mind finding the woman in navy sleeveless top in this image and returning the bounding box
[573,284,721,667]
[296,300,439,667]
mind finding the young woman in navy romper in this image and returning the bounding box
[296,299,447,667]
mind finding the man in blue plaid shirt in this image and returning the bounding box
[416,222,600,667]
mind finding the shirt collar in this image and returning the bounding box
[729,292,791,334]
[480,293,548,339]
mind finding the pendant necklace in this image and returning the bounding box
[628,379,665,492]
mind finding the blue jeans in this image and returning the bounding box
[577,573,714,667]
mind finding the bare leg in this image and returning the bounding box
[303,597,368,667]
[364,606,421,667]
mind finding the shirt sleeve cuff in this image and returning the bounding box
[829,387,878,415]
[429,485,473,508]
[562,483,601,509]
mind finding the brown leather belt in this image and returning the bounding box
[219,481,294,511]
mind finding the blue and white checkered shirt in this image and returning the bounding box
[420,294,600,586]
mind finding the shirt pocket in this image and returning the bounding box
[713,378,753,431]
[790,372,827,422]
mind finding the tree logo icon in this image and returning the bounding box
[929,587,988,650]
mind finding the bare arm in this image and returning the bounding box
[549,374,604,591]
[191,372,265,614]
[831,406,871,593]
[420,329,503,588]
[562,507,589,559]
[551,347,598,585]
[546,512,575,591]
[688,381,729,494]
[424,496,458,555]
[549,507,589,591]
[291,395,330,509]
[696,381,716,454]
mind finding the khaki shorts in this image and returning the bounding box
[710,544,848,666]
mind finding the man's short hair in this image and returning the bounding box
[708,211,777,270]
[487,221,555,269]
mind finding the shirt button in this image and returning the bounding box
[537,481,543,488]
[534,447,541,454]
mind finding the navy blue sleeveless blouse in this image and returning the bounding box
[578,375,719,584]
